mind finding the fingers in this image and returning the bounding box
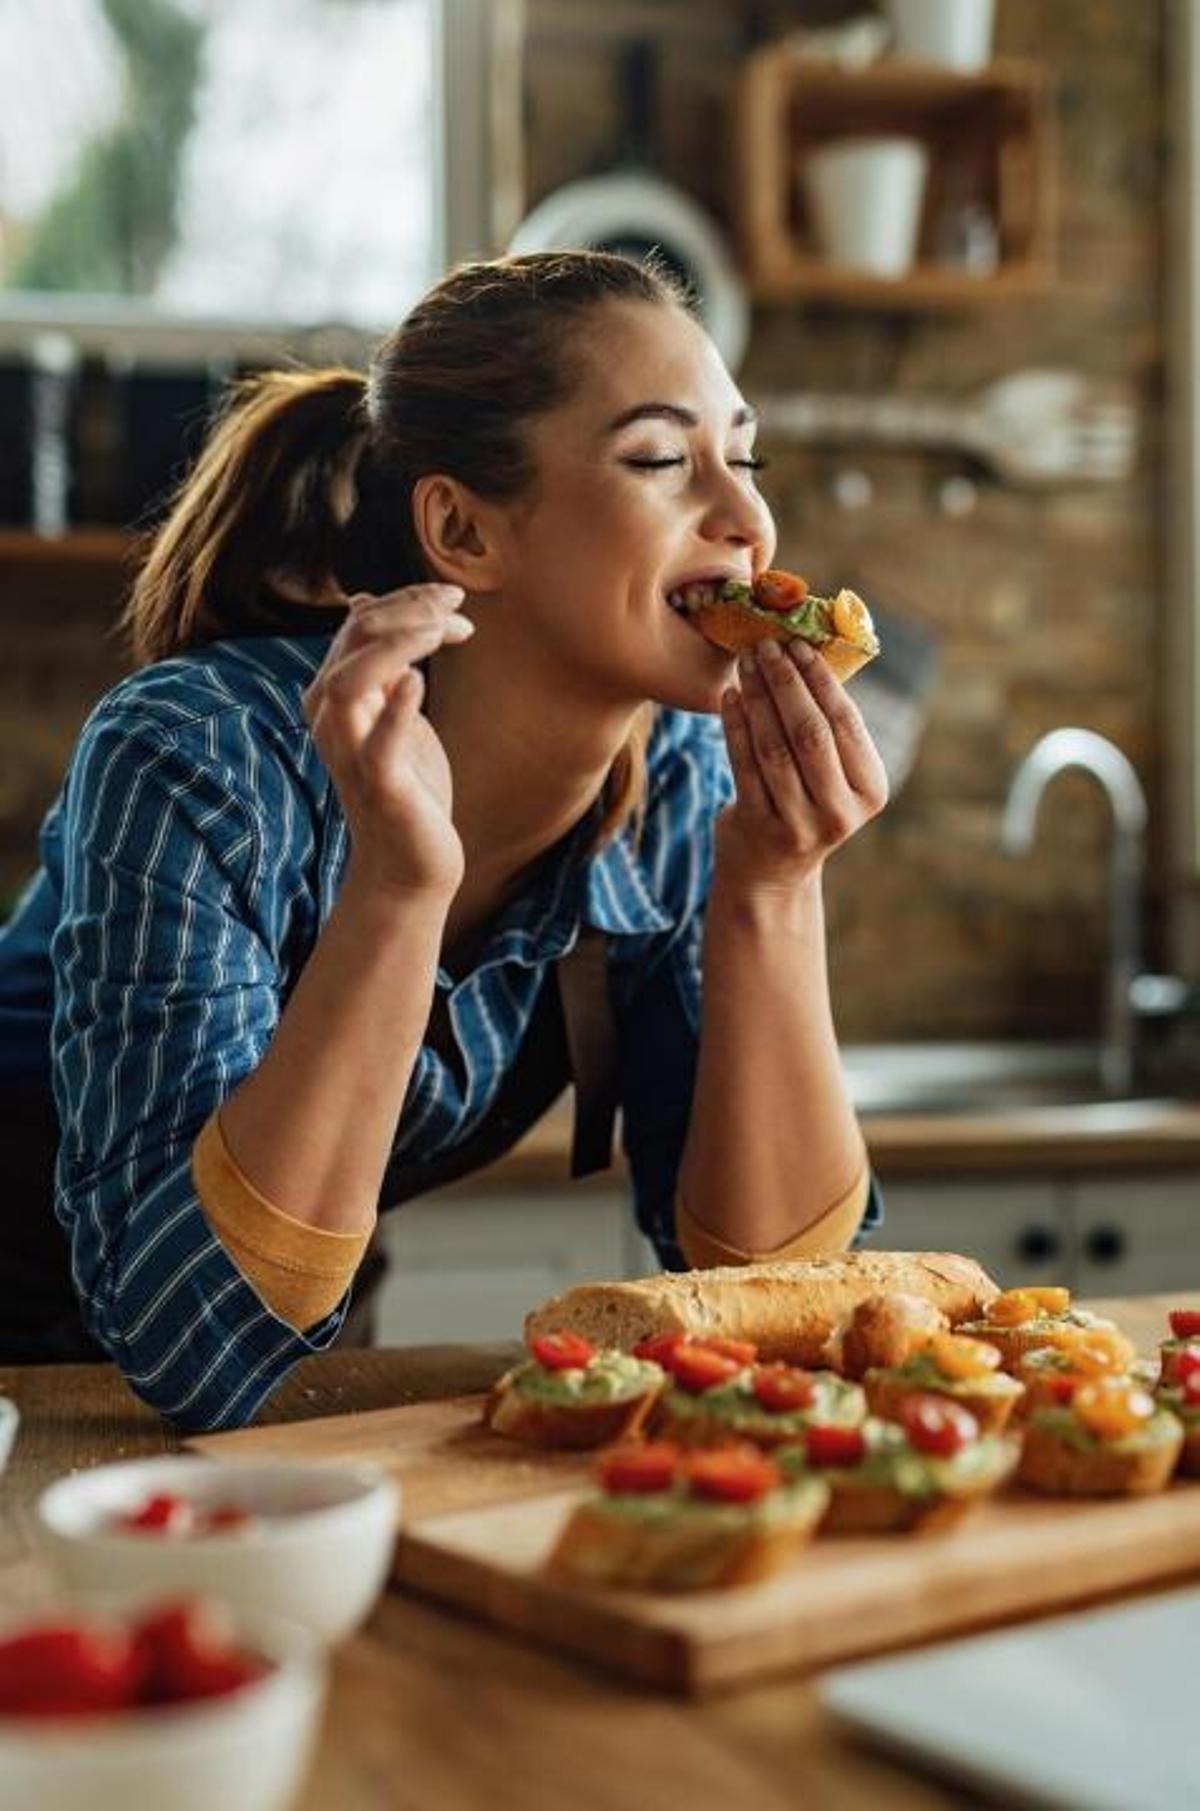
[734,645,812,821]
[303,582,473,746]
[720,685,773,816]
[787,641,889,810]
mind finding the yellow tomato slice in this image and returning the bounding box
[831,588,876,648]
[1073,1378,1155,1439]
[924,1332,1002,1380]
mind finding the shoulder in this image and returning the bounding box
[82,635,331,752]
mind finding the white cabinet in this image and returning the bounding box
[878,1174,1200,1295]
[374,1186,643,1346]
[1067,1177,1200,1297]
[873,1180,1069,1290]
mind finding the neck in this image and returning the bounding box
[424,632,642,921]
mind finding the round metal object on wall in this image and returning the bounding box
[508,173,750,373]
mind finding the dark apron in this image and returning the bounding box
[0,930,618,1363]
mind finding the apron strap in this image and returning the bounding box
[557,926,619,1178]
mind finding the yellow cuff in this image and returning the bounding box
[192,1112,372,1330]
[676,1164,872,1269]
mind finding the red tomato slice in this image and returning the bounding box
[1042,1374,1084,1405]
[901,1393,979,1457]
[529,1331,595,1371]
[596,1442,680,1495]
[135,1600,262,1706]
[685,1445,780,1504]
[804,1423,867,1468]
[631,1332,687,1365]
[693,1335,758,1365]
[0,1622,143,1718]
[115,1491,195,1536]
[1169,1309,1200,1340]
[664,1344,742,1393]
[1182,1370,1200,1407]
[752,1365,817,1414]
[752,569,809,613]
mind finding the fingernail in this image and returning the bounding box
[759,638,782,664]
[738,650,756,680]
[789,637,815,664]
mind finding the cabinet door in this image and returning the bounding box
[875,1180,1072,1290]
[374,1187,629,1346]
[1068,1177,1200,1298]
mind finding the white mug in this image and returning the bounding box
[884,0,996,71]
[801,137,929,277]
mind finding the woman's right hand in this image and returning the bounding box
[303,584,473,901]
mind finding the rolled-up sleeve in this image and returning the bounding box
[51,704,349,1431]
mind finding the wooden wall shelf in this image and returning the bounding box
[0,528,137,563]
[733,51,1056,308]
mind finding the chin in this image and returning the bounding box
[645,664,735,717]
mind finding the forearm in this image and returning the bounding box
[676,869,867,1255]
[218,871,451,1232]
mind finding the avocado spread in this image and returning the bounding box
[598,1474,828,1531]
[718,579,834,644]
[664,1368,862,1438]
[503,1350,662,1405]
[890,1351,1022,1398]
[780,1420,1013,1501]
[1029,1403,1184,1454]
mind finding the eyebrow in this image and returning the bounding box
[603,401,758,433]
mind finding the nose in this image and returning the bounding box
[697,468,775,567]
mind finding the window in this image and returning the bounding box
[0,0,515,360]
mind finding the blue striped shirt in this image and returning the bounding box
[0,631,880,1429]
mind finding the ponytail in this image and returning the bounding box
[122,368,372,665]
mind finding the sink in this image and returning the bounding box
[842,1041,1184,1117]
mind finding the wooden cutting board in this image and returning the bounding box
[193,1394,1200,1695]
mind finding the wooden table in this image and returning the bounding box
[0,1296,1186,1811]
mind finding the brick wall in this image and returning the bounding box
[0,0,1168,1042]
[523,0,1167,1040]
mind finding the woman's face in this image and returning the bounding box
[491,299,777,716]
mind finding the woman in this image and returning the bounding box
[0,252,886,1428]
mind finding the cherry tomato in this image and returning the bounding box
[804,1423,867,1468]
[1169,1309,1200,1340]
[752,569,808,613]
[664,1344,742,1394]
[115,1491,195,1536]
[1162,1343,1200,1388]
[0,1622,143,1718]
[632,1332,687,1365]
[529,1331,595,1371]
[596,1442,680,1495]
[685,1445,780,1504]
[752,1365,817,1414]
[135,1600,262,1705]
[900,1394,980,1457]
[694,1335,758,1366]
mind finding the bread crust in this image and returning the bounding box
[1181,1424,1200,1477]
[820,1485,978,1536]
[839,1293,949,1380]
[547,1490,826,1590]
[525,1252,998,1371]
[864,1369,1023,1436]
[484,1382,659,1450]
[958,1319,1121,1372]
[1018,1421,1183,1496]
[689,597,876,681]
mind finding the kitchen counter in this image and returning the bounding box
[446,1093,1200,1192]
[0,1293,1189,1811]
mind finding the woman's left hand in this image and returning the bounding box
[714,637,889,897]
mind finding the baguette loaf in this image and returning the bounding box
[525,1251,998,1370]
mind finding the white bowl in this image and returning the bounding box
[0,1603,326,1811]
[37,1455,400,1644]
[0,1397,18,1472]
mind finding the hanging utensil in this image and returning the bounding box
[756,370,1138,487]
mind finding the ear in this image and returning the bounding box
[411,473,508,592]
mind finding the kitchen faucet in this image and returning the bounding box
[1001,728,1148,1095]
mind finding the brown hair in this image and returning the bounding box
[125,250,695,848]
